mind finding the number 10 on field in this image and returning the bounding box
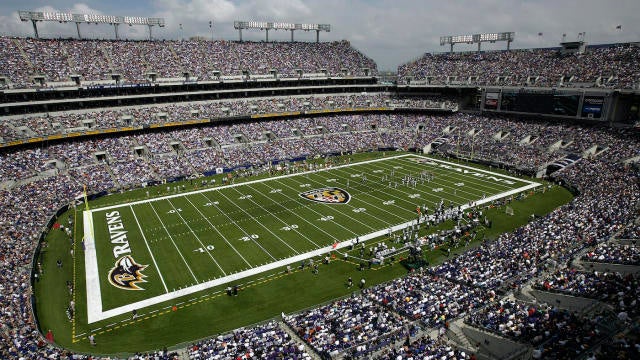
[194,245,215,253]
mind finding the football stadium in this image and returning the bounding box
[1,2,639,359]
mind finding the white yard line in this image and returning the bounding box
[355,161,481,207]
[259,180,362,238]
[148,202,200,284]
[84,154,542,323]
[272,177,379,233]
[228,185,322,248]
[129,205,169,293]
[198,192,278,261]
[90,154,415,212]
[213,188,301,255]
[396,158,514,194]
[293,172,405,225]
[165,198,228,276]
[182,195,253,268]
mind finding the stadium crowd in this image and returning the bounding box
[0,106,637,359]
[0,38,377,88]
[466,299,607,359]
[398,43,640,89]
[582,242,640,265]
[534,268,639,317]
[0,94,448,142]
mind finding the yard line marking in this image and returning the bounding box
[350,158,510,208]
[90,154,415,212]
[394,160,508,195]
[244,183,338,247]
[198,192,277,261]
[182,195,253,268]
[238,184,327,248]
[148,202,200,283]
[287,174,393,229]
[129,205,169,293]
[311,166,420,218]
[398,156,524,191]
[165,198,228,276]
[390,159,514,199]
[269,179,362,236]
[84,154,542,323]
[349,162,471,208]
[211,189,300,255]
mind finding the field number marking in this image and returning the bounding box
[239,234,259,242]
[194,245,215,253]
[318,215,334,221]
[280,224,299,231]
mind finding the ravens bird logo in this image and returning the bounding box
[108,255,148,290]
[300,187,351,204]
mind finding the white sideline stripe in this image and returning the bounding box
[83,211,103,324]
[84,154,541,323]
[129,205,169,293]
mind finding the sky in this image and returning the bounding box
[0,0,639,71]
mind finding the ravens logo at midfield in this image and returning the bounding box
[300,187,351,204]
[108,255,148,290]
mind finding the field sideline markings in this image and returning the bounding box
[83,154,540,324]
[148,201,200,283]
[165,197,228,276]
[85,179,539,323]
[129,205,169,293]
[182,195,253,267]
[198,192,277,261]
[72,208,78,341]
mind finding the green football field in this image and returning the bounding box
[82,153,539,325]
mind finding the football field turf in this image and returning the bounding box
[83,153,539,323]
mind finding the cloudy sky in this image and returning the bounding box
[0,0,638,71]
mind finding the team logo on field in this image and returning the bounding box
[300,187,351,204]
[108,255,148,291]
